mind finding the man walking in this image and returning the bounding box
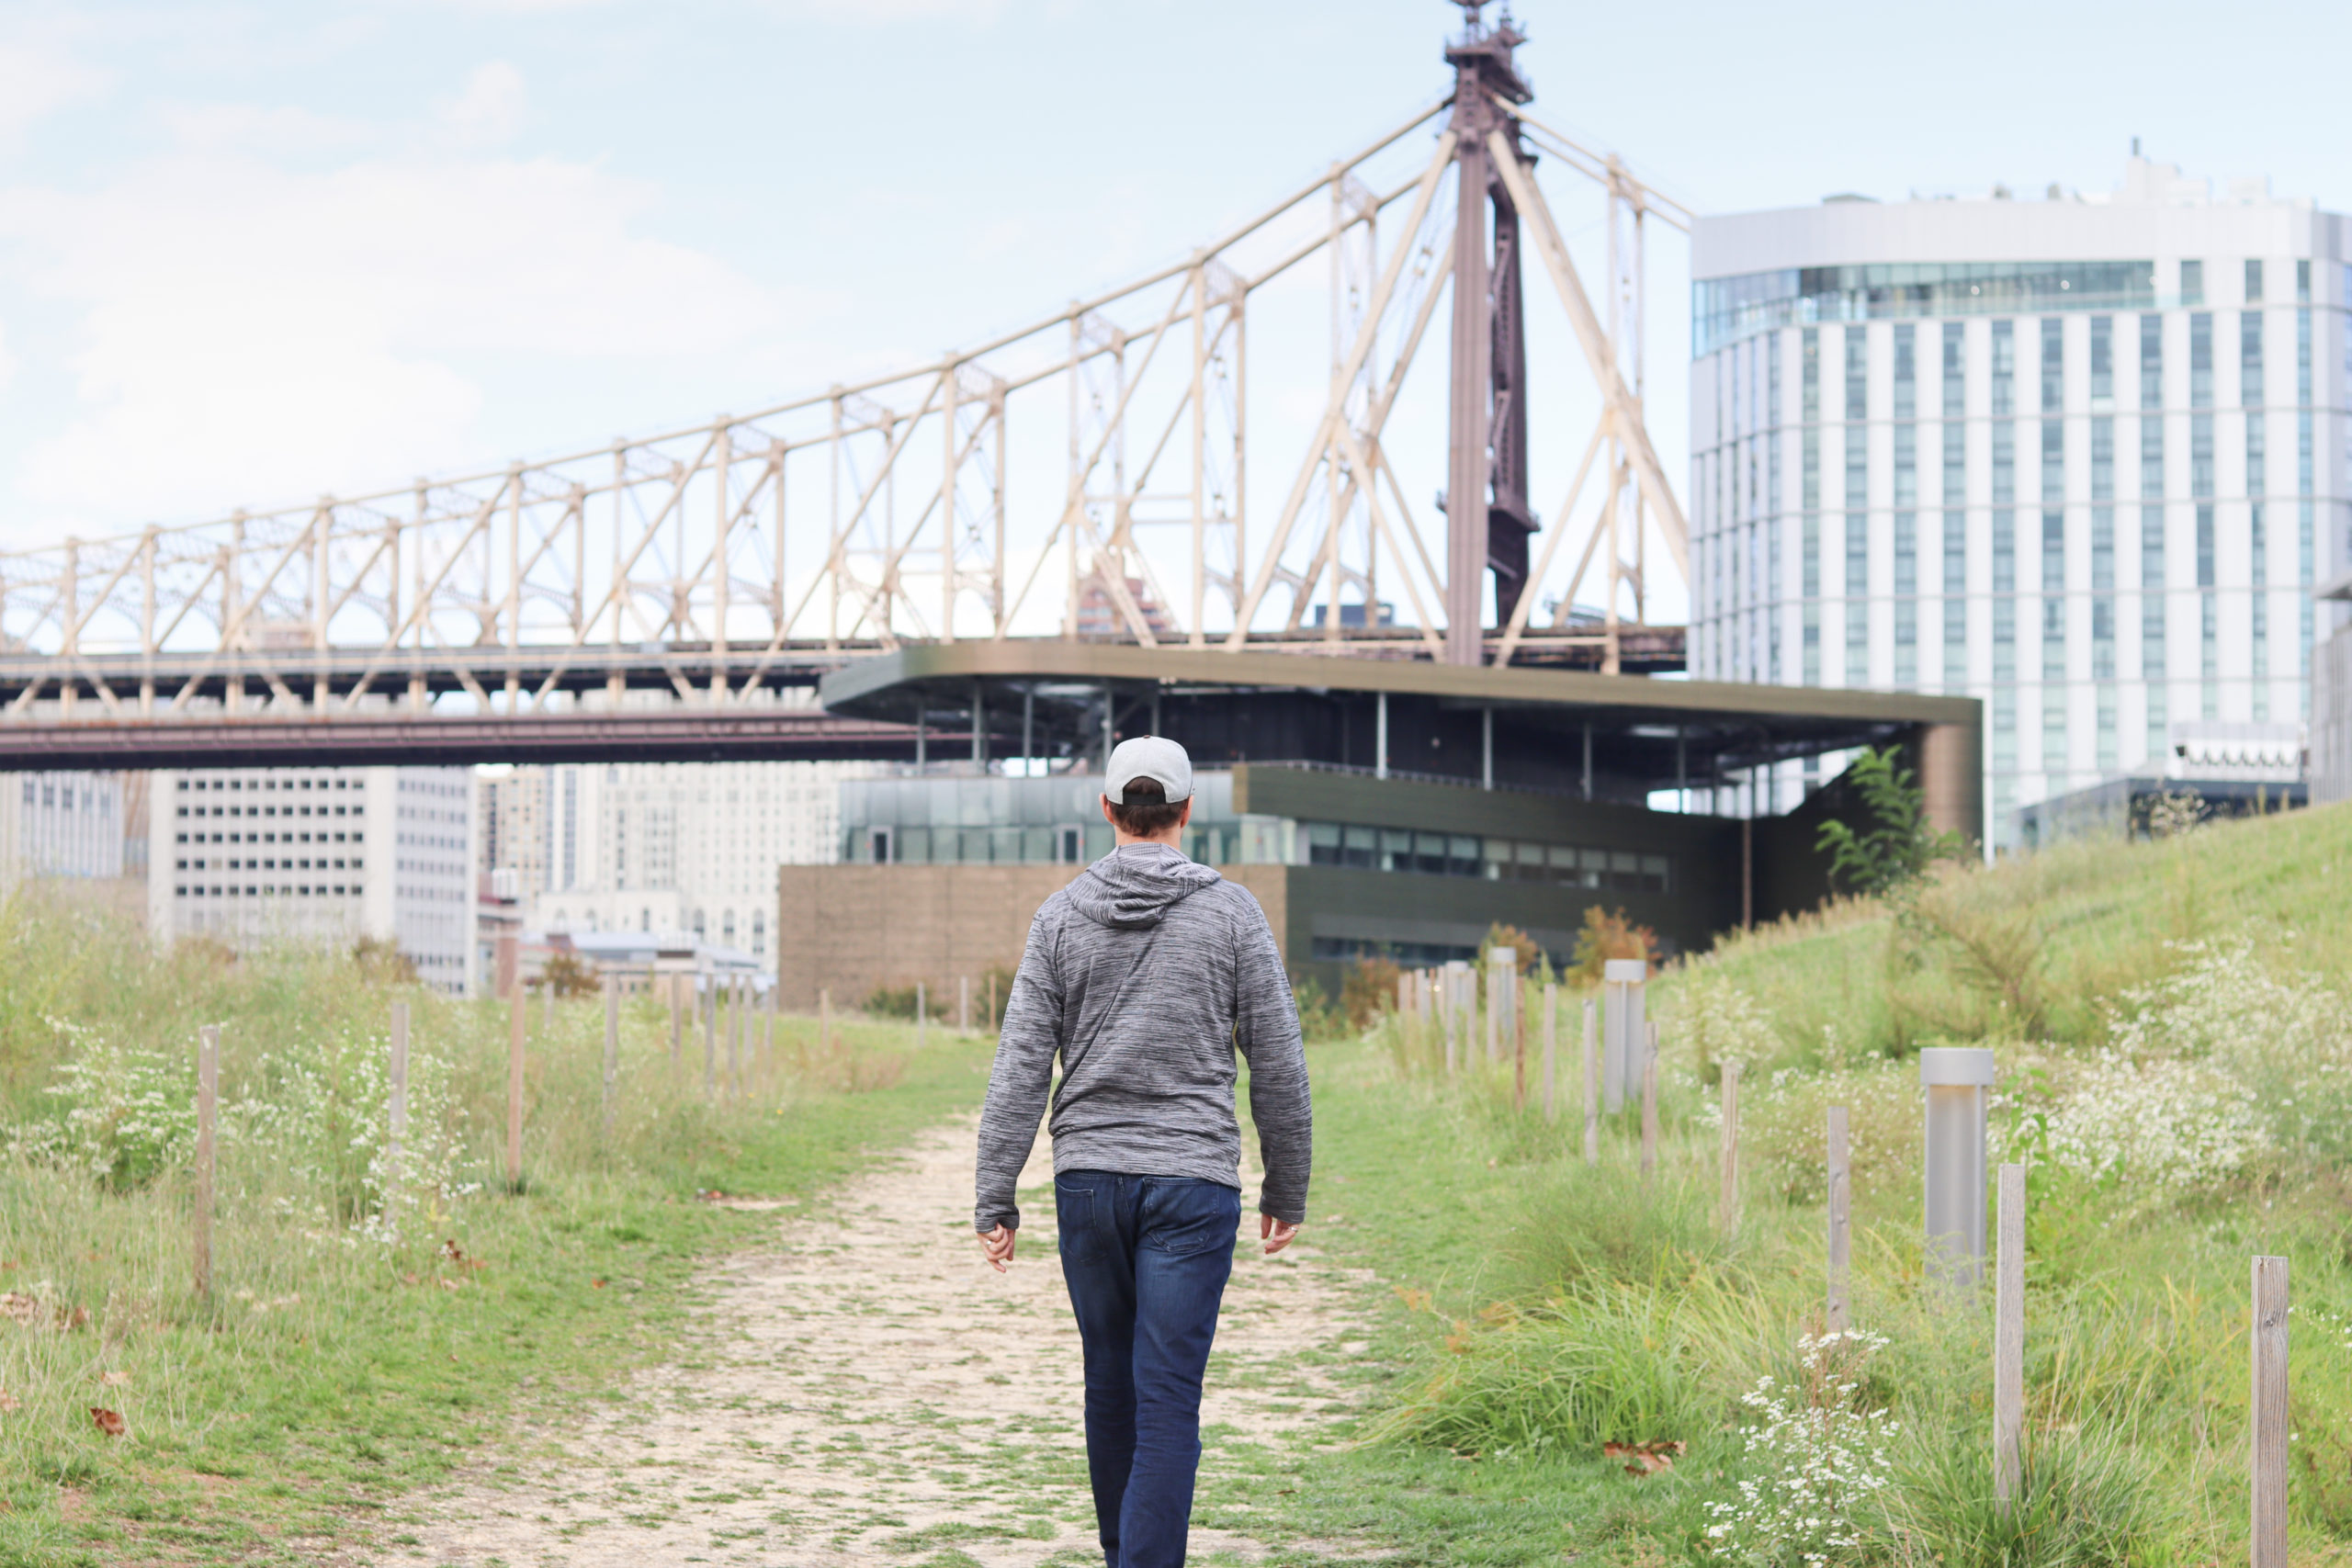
[975,736,1311,1568]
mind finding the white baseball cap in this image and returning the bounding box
[1104,735,1193,804]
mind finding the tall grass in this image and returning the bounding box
[0,887,985,1562]
[1351,803,2352,1562]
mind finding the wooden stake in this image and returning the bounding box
[1581,997,1599,1166]
[727,978,741,1099]
[1541,982,1557,1122]
[602,975,618,1137]
[1719,1061,1742,1236]
[1512,969,1527,1111]
[703,977,717,1098]
[1639,1021,1658,1182]
[763,982,775,1076]
[668,974,682,1066]
[2252,1255,2290,1568]
[195,1023,219,1298]
[960,975,971,1032]
[820,987,831,1055]
[387,1001,410,1201]
[988,971,998,1032]
[1994,1162,2026,1513]
[1430,968,1448,1081]
[916,980,927,1049]
[1826,1105,1850,1332]
[506,987,526,1188]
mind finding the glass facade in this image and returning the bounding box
[840,768,1676,890]
[1690,218,2350,848]
[1695,260,2158,355]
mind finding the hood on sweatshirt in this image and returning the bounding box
[1065,842,1222,931]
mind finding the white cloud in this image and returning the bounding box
[439,62,526,146]
[0,87,777,525]
[0,42,107,144]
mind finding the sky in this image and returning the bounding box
[0,0,2346,630]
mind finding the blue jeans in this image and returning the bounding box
[1054,1169,1239,1568]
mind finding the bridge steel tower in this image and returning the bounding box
[1442,3,1535,666]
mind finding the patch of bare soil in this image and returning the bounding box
[403,1120,1371,1566]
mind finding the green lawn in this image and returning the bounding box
[0,908,997,1566]
[1211,799,2352,1566]
[11,798,2352,1565]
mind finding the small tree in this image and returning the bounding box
[1339,954,1403,1031]
[1815,746,1968,897]
[1566,906,1655,986]
[541,948,599,998]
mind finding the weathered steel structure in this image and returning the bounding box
[0,3,1695,771]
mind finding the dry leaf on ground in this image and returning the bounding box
[99,1371,130,1386]
[0,1292,37,1325]
[1602,1438,1687,1476]
[0,1388,20,1411]
[89,1407,126,1438]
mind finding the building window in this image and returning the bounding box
[2180,259,2203,308]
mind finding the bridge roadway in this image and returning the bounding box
[0,706,961,771]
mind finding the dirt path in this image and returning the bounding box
[402,1121,1374,1567]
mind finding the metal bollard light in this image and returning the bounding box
[1600,959,1645,1113]
[1920,1046,1996,1287]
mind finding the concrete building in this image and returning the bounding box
[483,759,871,969]
[775,642,1980,1004]
[1688,156,2350,845]
[0,772,126,893]
[150,766,479,992]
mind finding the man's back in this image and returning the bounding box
[973,842,1310,1235]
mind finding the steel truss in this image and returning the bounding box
[0,9,1690,729]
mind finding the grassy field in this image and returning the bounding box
[1229,797,2352,1566]
[7,796,2352,1565]
[0,905,995,1566]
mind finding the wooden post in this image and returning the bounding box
[2252,1255,2290,1568]
[1639,1022,1658,1182]
[1510,958,1526,1110]
[505,987,526,1188]
[668,974,682,1066]
[542,980,554,1032]
[820,987,831,1055]
[1485,953,1500,1065]
[387,1001,410,1200]
[763,982,775,1076]
[1430,968,1448,1081]
[1581,998,1599,1166]
[1826,1105,1851,1332]
[988,970,999,1032]
[959,975,971,1032]
[602,975,618,1137]
[727,977,741,1099]
[1541,982,1557,1122]
[1994,1162,2026,1513]
[195,1024,219,1298]
[1719,1061,1742,1236]
[916,981,927,1048]
[702,976,716,1098]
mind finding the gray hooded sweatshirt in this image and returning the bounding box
[973,841,1311,1234]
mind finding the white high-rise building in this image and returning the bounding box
[495,759,869,971]
[0,772,126,891]
[1688,157,2350,843]
[149,766,479,992]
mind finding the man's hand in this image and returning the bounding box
[978,1224,1017,1272]
[1260,1213,1300,1257]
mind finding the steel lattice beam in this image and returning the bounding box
[0,5,1690,754]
